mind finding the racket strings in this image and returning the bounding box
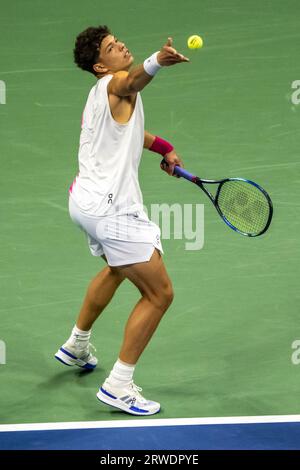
[217,180,271,235]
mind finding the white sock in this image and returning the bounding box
[107,359,135,388]
[67,325,91,349]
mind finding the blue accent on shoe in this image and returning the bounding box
[129,405,150,414]
[82,362,96,370]
[100,387,117,400]
[54,355,72,366]
[60,347,77,360]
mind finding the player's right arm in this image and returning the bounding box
[108,38,189,97]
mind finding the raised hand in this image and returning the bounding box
[157,37,190,66]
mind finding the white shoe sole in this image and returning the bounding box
[96,387,160,416]
[55,347,97,370]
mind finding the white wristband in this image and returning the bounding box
[143,51,162,76]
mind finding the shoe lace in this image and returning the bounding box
[128,381,147,404]
[76,342,96,360]
[84,342,96,360]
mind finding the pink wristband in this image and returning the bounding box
[149,136,174,156]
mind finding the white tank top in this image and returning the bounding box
[69,74,145,217]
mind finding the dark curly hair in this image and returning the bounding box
[73,25,111,76]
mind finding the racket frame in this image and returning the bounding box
[169,162,273,237]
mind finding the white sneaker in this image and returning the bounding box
[55,342,98,370]
[96,380,160,416]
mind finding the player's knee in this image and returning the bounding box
[140,279,174,311]
[158,282,174,311]
[165,287,174,310]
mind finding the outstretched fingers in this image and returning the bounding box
[165,37,173,47]
[164,37,189,62]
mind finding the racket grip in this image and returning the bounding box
[173,165,196,181]
[161,158,196,182]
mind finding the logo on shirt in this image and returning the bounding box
[108,193,113,204]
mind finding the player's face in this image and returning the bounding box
[97,34,134,73]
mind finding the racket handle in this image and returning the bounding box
[161,158,196,182]
[173,165,196,181]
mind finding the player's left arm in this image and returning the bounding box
[144,130,183,176]
[144,130,156,149]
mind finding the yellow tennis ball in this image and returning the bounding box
[187,35,203,49]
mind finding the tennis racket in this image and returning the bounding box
[161,159,273,237]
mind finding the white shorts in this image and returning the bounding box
[69,197,164,267]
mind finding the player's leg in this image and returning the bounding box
[118,248,173,364]
[97,248,174,415]
[55,260,125,369]
[76,261,126,331]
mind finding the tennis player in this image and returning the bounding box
[55,25,189,416]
